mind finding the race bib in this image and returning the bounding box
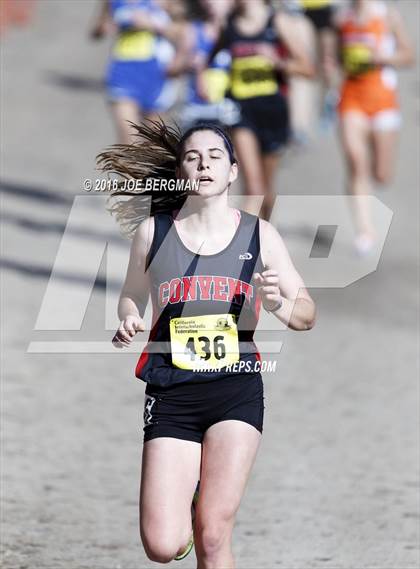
[300,0,331,8]
[113,31,155,60]
[201,68,230,103]
[231,56,278,100]
[169,313,240,370]
[342,44,373,76]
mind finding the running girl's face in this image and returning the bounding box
[160,0,187,20]
[200,0,233,20]
[177,130,238,197]
[235,0,265,11]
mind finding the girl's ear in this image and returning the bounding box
[228,162,238,185]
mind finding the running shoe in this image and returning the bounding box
[174,481,200,561]
[174,535,194,561]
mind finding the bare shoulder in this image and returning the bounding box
[132,216,155,258]
[259,218,283,241]
[274,11,295,37]
[258,219,289,260]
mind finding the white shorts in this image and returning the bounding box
[371,109,401,132]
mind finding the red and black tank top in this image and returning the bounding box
[135,210,264,387]
[219,9,289,99]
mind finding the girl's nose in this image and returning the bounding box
[198,159,210,170]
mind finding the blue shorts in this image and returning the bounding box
[143,372,264,444]
[106,60,175,112]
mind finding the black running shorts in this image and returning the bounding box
[231,94,290,154]
[143,373,264,444]
[304,6,335,31]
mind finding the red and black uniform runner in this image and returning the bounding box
[137,210,265,443]
[214,9,290,153]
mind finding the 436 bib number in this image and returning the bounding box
[169,314,240,370]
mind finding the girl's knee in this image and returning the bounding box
[374,165,393,185]
[141,529,187,563]
[347,154,370,179]
[142,539,178,564]
[195,515,233,558]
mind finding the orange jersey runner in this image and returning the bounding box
[337,1,399,124]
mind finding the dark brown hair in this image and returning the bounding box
[96,118,236,238]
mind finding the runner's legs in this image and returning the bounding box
[340,110,375,240]
[194,419,262,569]
[262,151,281,222]
[140,437,201,562]
[371,128,399,186]
[109,99,141,145]
[232,127,267,217]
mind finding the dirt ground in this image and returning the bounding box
[1,1,419,568]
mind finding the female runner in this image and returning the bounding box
[97,120,316,566]
[298,0,338,129]
[179,0,235,130]
[90,0,177,143]
[332,0,414,254]
[125,0,236,129]
[202,0,314,221]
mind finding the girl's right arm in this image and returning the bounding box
[89,0,115,40]
[165,21,198,77]
[112,217,154,348]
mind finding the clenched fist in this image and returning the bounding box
[112,314,145,348]
[253,270,283,312]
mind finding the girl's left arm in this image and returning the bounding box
[274,12,316,79]
[254,220,316,331]
[376,7,415,68]
[89,0,115,40]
